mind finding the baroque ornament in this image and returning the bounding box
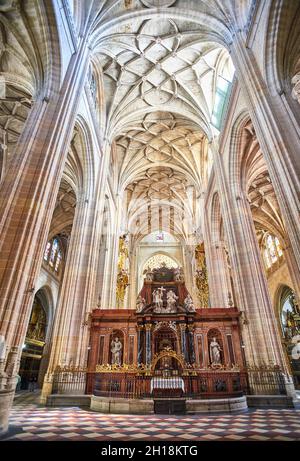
[116,234,130,303]
[195,242,209,307]
[154,320,177,332]
[150,348,187,372]
[116,269,129,303]
[95,363,154,375]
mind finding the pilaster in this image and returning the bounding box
[212,142,291,375]
[0,37,90,430]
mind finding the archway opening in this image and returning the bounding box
[143,253,179,272]
[135,231,182,295]
[19,290,49,390]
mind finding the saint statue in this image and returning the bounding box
[174,267,184,282]
[153,287,165,312]
[166,290,178,312]
[291,336,300,360]
[144,266,154,282]
[111,337,123,366]
[184,294,195,312]
[210,337,222,365]
[195,243,205,268]
[136,295,146,313]
[152,289,158,304]
[116,269,129,302]
[118,234,129,257]
[153,290,161,313]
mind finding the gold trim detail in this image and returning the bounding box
[95,363,144,373]
[25,338,45,347]
[150,347,187,372]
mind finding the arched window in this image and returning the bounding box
[55,250,62,272]
[43,237,63,274]
[43,241,51,261]
[275,237,283,257]
[88,64,97,107]
[49,238,58,267]
[262,233,283,269]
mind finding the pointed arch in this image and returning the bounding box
[264,0,300,94]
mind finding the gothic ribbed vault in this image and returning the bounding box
[90,6,235,240]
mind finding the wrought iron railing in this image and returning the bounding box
[88,373,151,399]
[85,371,247,399]
[51,365,287,398]
[52,368,87,394]
[245,365,287,395]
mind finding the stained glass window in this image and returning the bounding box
[49,239,58,266]
[88,65,97,107]
[44,242,51,261]
[262,233,283,269]
[212,76,232,130]
[263,248,272,268]
[43,238,63,274]
[275,237,283,257]
[267,235,277,263]
[55,251,62,272]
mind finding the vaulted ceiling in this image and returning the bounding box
[93,21,233,138]
[116,111,207,188]
[0,84,32,176]
[0,0,58,181]
[0,0,254,242]
[241,120,286,243]
[90,2,236,239]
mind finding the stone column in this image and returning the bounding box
[204,212,231,307]
[128,248,138,310]
[107,195,131,310]
[212,144,292,380]
[0,39,90,432]
[122,331,128,365]
[103,195,122,310]
[182,244,194,296]
[41,133,118,400]
[96,225,108,307]
[180,324,188,362]
[282,243,300,303]
[100,232,113,309]
[41,194,99,398]
[188,325,195,364]
[109,234,120,310]
[230,33,300,288]
[212,242,233,307]
[137,326,144,365]
[145,324,152,366]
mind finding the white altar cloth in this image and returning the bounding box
[150,377,185,393]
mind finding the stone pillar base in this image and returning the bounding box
[90,395,154,414]
[186,396,247,413]
[284,375,297,399]
[0,389,15,435]
[40,380,53,405]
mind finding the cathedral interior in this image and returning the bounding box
[0,0,300,444]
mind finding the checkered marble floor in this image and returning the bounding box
[2,392,300,441]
